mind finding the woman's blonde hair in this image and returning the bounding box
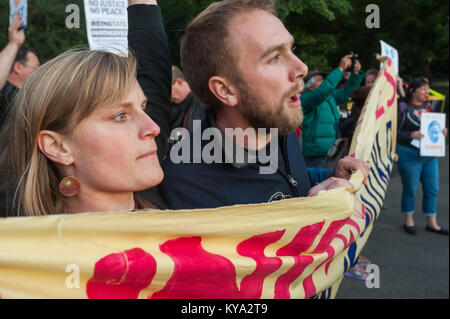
[0,48,145,217]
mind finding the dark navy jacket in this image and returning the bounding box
[159,111,333,209]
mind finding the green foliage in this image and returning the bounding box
[0,0,87,63]
[0,0,448,82]
[332,0,449,82]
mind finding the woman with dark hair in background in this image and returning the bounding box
[397,77,448,235]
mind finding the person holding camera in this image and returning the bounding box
[300,54,365,168]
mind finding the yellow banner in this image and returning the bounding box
[0,60,397,299]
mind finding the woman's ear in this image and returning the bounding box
[208,76,239,108]
[37,130,73,165]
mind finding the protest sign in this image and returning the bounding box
[9,0,27,29]
[380,40,399,75]
[420,112,446,157]
[83,0,128,55]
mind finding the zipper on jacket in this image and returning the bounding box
[280,136,300,197]
[287,175,298,187]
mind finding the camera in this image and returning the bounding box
[345,51,357,72]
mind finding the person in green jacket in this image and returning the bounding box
[300,54,365,167]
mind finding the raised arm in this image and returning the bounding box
[333,59,365,105]
[300,68,343,113]
[0,13,25,89]
[127,0,172,163]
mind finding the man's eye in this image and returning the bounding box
[270,54,281,63]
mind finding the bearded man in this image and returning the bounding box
[159,0,370,209]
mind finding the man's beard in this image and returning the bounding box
[235,80,304,136]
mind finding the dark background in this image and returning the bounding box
[1,0,448,82]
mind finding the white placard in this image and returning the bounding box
[380,40,398,75]
[83,0,128,55]
[420,112,446,157]
[9,0,27,29]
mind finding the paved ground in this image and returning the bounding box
[337,153,449,299]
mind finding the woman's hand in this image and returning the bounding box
[411,131,424,139]
[443,128,448,137]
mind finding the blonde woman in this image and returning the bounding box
[0,1,171,216]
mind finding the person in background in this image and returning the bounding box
[0,13,39,130]
[363,66,406,99]
[0,46,40,128]
[300,55,365,168]
[295,78,305,141]
[397,77,448,235]
[0,12,24,89]
[363,68,378,87]
[339,86,371,139]
[170,65,207,132]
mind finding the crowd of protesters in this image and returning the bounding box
[0,0,447,246]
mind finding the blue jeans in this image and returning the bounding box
[396,144,439,216]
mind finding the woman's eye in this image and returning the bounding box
[113,112,127,122]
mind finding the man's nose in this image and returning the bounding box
[290,54,308,82]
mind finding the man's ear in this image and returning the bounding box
[171,78,181,88]
[208,76,238,107]
[37,130,73,165]
[11,61,23,75]
[175,78,184,86]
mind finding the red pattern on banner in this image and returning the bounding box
[86,248,156,299]
[376,67,397,119]
[151,236,240,298]
[302,219,349,297]
[86,216,363,299]
[274,222,324,298]
[237,230,285,298]
[384,68,396,107]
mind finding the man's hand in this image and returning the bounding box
[128,0,157,5]
[8,12,25,47]
[376,55,389,63]
[335,156,371,184]
[338,55,353,72]
[308,177,354,197]
[411,131,424,140]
